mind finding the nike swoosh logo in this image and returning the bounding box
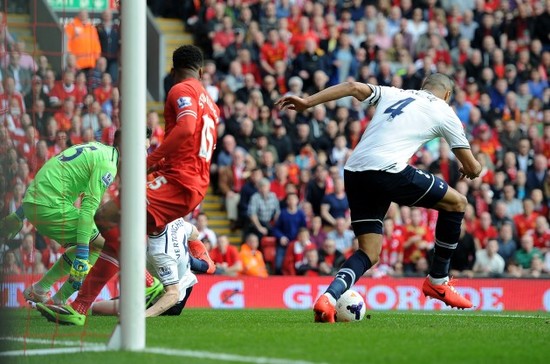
[434,289,445,298]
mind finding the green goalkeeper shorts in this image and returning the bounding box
[22,202,99,246]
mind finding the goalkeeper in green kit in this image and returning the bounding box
[1,138,119,304]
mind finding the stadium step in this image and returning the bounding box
[153,17,193,74]
[6,13,41,55]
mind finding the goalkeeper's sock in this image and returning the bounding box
[325,249,372,301]
[71,252,119,315]
[35,246,77,293]
[52,248,101,304]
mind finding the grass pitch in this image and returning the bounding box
[1,308,549,364]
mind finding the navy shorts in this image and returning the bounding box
[344,165,448,236]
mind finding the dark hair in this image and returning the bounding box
[172,45,203,71]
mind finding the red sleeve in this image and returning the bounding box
[146,85,198,168]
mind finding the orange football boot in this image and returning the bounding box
[313,294,336,323]
[422,277,473,309]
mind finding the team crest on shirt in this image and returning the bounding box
[158,266,172,278]
[177,96,192,109]
[101,172,114,187]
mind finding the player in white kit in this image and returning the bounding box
[277,73,481,322]
[90,217,199,317]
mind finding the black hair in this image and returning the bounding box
[172,45,203,71]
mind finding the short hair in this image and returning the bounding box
[172,45,203,71]
[421,73,454,94]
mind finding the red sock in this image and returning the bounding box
[101,226,121,258]
[71,253,119,315]
[145,270,155,287]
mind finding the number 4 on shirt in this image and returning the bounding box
[384,97,415,119]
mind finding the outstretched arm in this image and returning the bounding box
[275,82,374,112]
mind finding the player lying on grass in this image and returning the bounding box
[37,217,200,324]
[277,73,482,322]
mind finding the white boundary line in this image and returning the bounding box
[0,337,325,364]
[392,312,547,319]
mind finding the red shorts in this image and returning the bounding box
[146,173,203,233]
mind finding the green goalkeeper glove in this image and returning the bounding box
[69,257,91,290]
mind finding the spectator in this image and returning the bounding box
[308,215,327,249]
[320,177,349,228]
[305,164,328,217]
[514,234,544,270]
[237,167,263,231]
[326,217,355,256]
[271,192,306,274]
[81,101,102,137]
[195,212,217,247]
[526,216,550,253]
[282,227,313,275]
[260,29,287,76]
[13,233,37,274]
[247,177,280,239]
[49,70,85,108]
[40,239,64,270]
[473,239,506,277]
[497,222,518,265]
[317,238,345,276]
[526,154,548,196]
[65,10,101,71]
[96,9,120,83]
[239,233,268,278]
[513,199,539,239]
[4,52,32,96]
[377,218,405,277]
[1,76,26,115]
[499,183,523,218]
[296,246,320,276]
[2,251,21,275]
[450,222,476,278]
[402,208,434,274]
[210,235,242,276]
[53,98,76,132]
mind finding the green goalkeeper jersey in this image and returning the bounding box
[24,142,119,245]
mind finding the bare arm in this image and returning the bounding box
[145,284,179,317]
[453,148,482,179]
[276,82,374,112]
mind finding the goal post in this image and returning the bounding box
[117,0,147,351]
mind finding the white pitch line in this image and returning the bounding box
[0,346,108,357]
[390,312,547,319]
[143,347,326,364]
[0,338,325,364]
[0,336,104,347]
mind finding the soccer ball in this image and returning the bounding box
[335,289,366,322]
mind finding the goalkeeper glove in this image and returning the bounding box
[69,257,91,290]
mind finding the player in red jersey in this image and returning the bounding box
[145,44,220,234]
[37,46,218,323]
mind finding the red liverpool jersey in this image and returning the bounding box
[147,78,219,194]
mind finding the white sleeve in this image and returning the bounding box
[182,220,194,241]
[361,84,382,106]
[439,107,471,150]
[147,252,180,287]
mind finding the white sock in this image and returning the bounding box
[428,275,449,285]
[323,293,337,306]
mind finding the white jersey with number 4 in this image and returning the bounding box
[344,85,470,173]
[147,218,197,301]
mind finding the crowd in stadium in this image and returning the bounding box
[1,0,550,281]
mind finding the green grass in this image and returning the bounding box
[2,308,550,364]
